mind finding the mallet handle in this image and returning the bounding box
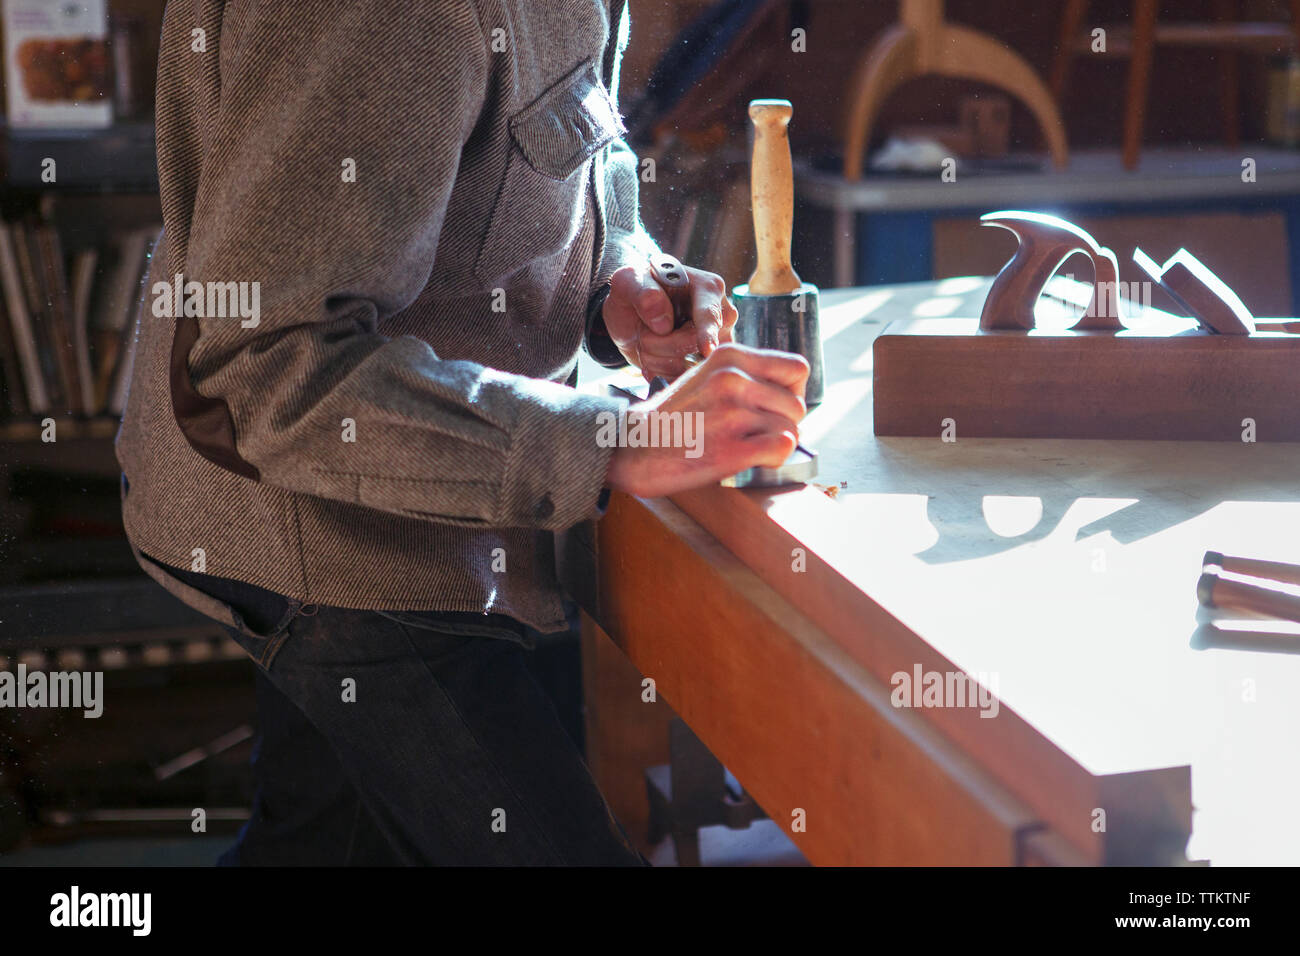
[1198,569,1300,624]
[747,99,802,296]
[1203,551,1300,588]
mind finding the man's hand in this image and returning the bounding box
[604,343,810,499]
[603,258,739,380]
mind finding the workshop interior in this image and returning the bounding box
[1,0,1299,878]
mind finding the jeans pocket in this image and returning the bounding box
[200,588,301,670]
[133,546,301,667]
[374,610,536,650]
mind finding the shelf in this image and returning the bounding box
[1,121,157,193]
[0,418,122,476]
[795,146,1300,212]
[1074,22,1297,56]
[0,576,217,647]
[0,417,119,442]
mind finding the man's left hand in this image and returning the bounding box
[602,259,739,381]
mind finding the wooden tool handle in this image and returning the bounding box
[747,99,802,295]
[1198,570,1300,624]
[1204,551,1300,588]
[978,211,1123,332]
[648,253,693,329]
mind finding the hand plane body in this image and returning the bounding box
[874,211,1300,441]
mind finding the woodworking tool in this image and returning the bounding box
[635,144,820,488]
[731,99,825,407]
[719,444,817,489]
[1132,247,1255,335]
[622,346,817,484]
[1203,551,1300,588]
[646,252,699,397]
[707,98,819,490]
[979,211,1124,332]
[1197,567,1300,625]
[648,252,693,322]
[874,209,1300,441]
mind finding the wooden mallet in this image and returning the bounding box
[731,99,824,407]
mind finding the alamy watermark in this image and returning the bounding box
[0,664,103,718]
[152,274,261,328]
[50,886,150,936]
[1062,275,1153,320]
[891,664,999,718]
[596,409,703,458]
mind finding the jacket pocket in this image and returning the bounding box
[473,59,624,290]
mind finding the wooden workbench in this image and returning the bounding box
[569,280,1300,866]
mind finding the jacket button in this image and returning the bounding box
[535,495,555,520]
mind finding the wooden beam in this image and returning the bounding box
[579,611,675,855]
[589,492,1044,865]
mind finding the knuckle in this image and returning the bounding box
[610,265,638,290]
[637,288,665,313]
[711,406,743,431]
[762,434,796,466]
[713,367,748,396]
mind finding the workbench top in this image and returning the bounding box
[578,280,1300,865]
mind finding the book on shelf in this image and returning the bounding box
[0,216,159,425]
[70,247,99,416]
[0,267,28,417]
[33,220,86,415]
[9,218,69,413]
[0,222,46,414]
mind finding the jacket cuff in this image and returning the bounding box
[583,283,629,369]
[497,376,629,530]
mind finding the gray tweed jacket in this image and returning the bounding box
[116,0,656,632]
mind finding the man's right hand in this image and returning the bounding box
[604,343,810,498]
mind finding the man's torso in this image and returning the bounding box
[117,0,628,630]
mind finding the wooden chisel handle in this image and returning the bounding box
[1203,551,1300,588]
[648,253,693,329]
[1198,569,1300,624]
[747,99,802,296]
[646,253,703,396]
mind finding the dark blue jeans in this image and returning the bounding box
[163,563,643,866]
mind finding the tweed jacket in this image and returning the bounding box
[116,0,657,631]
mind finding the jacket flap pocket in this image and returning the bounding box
[509,60,624,180]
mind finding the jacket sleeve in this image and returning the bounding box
[584,2,661,365]
[592,136,662,293]
[173,1,626,532]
